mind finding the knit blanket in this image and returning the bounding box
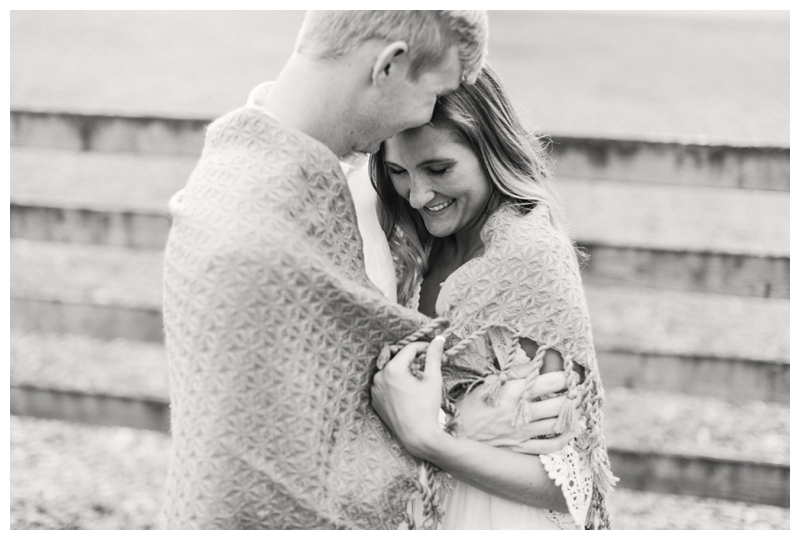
[162,106,430,529]
[389,203,616,529]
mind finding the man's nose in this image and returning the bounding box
[409,176,435,209]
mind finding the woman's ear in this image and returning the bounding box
[371,41,409,86]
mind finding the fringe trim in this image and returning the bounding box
[404,461,451,530]
[554,394,580,435]
[478,371,509,405]
[584,483,612,529]
[386,323,617,530]
[591,446,619,498]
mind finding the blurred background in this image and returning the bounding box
[9,10,789,529]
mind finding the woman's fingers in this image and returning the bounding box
[381,341,429,374]
[424,335,446,376]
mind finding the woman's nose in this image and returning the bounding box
[409,176,435,209]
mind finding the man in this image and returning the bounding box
[162,11,567,529]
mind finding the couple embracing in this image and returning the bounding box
[162,10,615,530]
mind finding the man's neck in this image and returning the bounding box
[261,52,356,158]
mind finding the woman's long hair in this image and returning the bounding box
[369,65,578,306]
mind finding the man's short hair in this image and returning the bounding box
[296,10,488,84]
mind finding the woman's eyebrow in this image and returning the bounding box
[416,157,455,168]
[385,157,455,169]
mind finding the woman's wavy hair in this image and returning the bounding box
[369,65,580,306]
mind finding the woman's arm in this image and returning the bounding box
[371,338,570,514]
[415,423,569,513]
[453,337,583,453]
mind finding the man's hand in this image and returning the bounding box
[371,336,447,457]
[456,369,574,455]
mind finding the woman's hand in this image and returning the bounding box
[456,369,575,455]
[371,336,447,458]
[373,340,575,513]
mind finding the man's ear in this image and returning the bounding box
[371,41,409,86]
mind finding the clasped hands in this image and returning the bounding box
[370,336,575,458]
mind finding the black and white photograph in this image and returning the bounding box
[8,8,791,530]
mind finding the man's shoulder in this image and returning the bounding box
[205,106,283,147]
[203,106,337,172]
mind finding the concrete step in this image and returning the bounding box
[10,416,789,530]
[10,330,789,508]
[11,147,789,298]
[11,202,787,299]
[10,239,788,403]
[10,330,789,464]
[561,178,788,299]
[11,109,788,190]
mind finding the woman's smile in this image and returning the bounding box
[383,125,493,240]
[424,199,455,213]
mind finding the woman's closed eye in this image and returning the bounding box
[387,166,407,176]
[428,165,451,176]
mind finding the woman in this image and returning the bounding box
[369,66,615,529]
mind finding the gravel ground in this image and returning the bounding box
[11,416,169,530]
[10,416,789,530]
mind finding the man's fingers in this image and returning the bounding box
[424,335,446,376]
[518,394,565,421]
[524,371,568,399]
[512,418,559,440]
[480,419,561,448]
[513,431,574,455]
[506,361,538,380]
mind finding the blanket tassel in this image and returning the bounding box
[554,395,580,435]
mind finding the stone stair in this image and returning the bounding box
[9,110,790,517]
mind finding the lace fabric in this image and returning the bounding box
[541,445,593,529]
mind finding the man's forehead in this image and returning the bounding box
[437,46,463,89]
[415,46,461,91]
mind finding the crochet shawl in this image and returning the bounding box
[388,204,616,529]
[162,106,430,529]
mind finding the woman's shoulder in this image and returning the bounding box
[482,204,571,259]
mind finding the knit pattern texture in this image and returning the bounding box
[162,106,430,529]
[405,204,616,529]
